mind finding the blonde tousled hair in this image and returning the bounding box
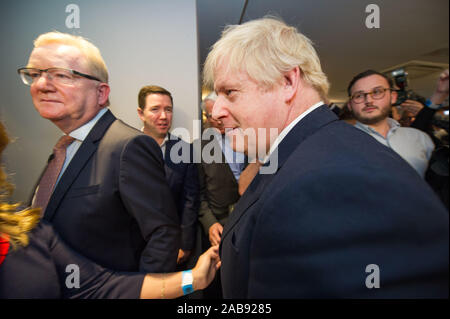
[203,17,329,100]
[0,123,40,249]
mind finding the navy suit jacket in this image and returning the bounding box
[220,105,449,298]
[38,110,180,273]
[0,221,145,298]
[164,134,199,251]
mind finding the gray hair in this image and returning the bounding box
[200,92,218,111]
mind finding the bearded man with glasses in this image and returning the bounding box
[347,70,435,178]
[16,31,180,274]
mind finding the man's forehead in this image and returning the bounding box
[352,74,390,92]
[145,93,173,106]
[28,44,84,68]
[214,67,252,93]
[214,72,237,91]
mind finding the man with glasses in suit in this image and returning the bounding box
[18,31,180,273]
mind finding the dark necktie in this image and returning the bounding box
[33,135,75,213]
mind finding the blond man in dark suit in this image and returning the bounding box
[19,31,180,273]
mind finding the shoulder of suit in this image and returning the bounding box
[103,119,160,150]
[105,119,151,140]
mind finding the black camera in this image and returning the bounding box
[389,68,424,106]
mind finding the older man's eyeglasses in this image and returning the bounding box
[17,67,102,86]
[350,87,391,104]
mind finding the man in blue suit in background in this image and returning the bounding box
[138,85,199,268]
[203,17,448,298]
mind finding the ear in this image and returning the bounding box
[97,83,110,106]
[282,66,300,103]
[390,90,398,105]
[137,107,145,122]
[347,101,352,111]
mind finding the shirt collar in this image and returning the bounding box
[160,134,169,148]
[355,117,400,136]
[140,127,169,148]
[262,101,324,163]
[69,108,108,141]
[387,117,401,130]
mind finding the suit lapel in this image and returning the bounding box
[221,170,276,241]
[270,105,338,170]
[164,135,177,182]
[215,135,239,186]
[44,110,116,221]
[221,105,338,239]
[28,153,54,206]
[163,134,174,162]
[202,132,238,186]
[220,140,238,187]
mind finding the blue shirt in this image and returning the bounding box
[213,131,246,181]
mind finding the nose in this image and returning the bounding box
[33,72,55,90]
[211,95,227,122]
[160,110,167,119]
[364,92,374,104]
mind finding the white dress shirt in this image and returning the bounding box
[354,118,435,177]
[262,101,324,163]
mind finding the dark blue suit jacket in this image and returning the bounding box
[38,110,180,273]
[164,134,199,251]
[0,221,145,298]
[220,105,449,298]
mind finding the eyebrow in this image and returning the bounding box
[148,104,172,108]
[352,85,385,93]
[214,83,225,94]
[215,82,240,94]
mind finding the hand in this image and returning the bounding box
[430,69,449,105]
[192,245,221,290]
[391,106,402,121]
[177,249,191,265]
[436,69,449,93]
[209,222,223,246]
[139,246,221,299]
[400,99,424,116]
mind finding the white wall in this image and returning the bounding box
[0,0,201,202]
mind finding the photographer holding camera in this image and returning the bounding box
[391,69,427,127]
[410,70,449,135]
[391,69,449,139]
[419,69,449,209]
[390,69,449,208]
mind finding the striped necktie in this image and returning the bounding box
[33,135,75,214]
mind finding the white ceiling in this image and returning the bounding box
[197,0,449,103]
